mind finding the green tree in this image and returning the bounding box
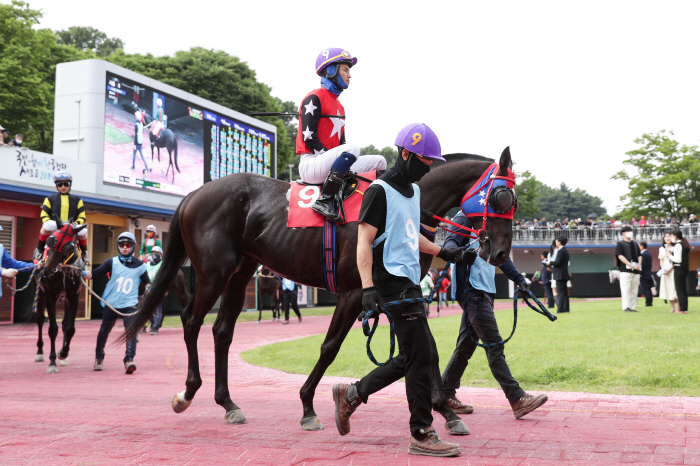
[535,182,606,221]
[513,170,540,220]
[55,26,124,57]
[0,1,90,152]
[108,47,294,172]
[361,145,397,167]
[613,130,700,219]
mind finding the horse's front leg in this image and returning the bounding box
[299,289,362,431]
[35,291,45,362]
[45,294,59,374]
[57,281,79,366]
[171,270,229,415]
[212,260,257,424]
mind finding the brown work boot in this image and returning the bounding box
[447,397,474,414]
[408,426,461,457]
[332,383,362,435]
[511,393,548,419]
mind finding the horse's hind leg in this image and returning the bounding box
[213,259,258,424]
[171,272,229,414]
[35,292,45,362]
[45,296,59,373]
[58,285,79,366]
[299,289,362,431]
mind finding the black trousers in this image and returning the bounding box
[543,281,555,308]
[283,290,301,321]
[640,277,654,306]
[356,287,436,436]
[441,288,525,404]
[674,267,688,313]
[555,279,569,313]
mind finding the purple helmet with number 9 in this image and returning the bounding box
[395,123,445,161]
[315,48,357,76]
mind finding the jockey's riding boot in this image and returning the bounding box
[312,169,345,223]
[33,247,44,264]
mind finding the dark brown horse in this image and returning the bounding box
[34,220,87,373]
[257,266,282,322]
[124,149,515,430]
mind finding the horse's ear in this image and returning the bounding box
[498,146,512,176]
[53,214,63,229]
[73,224,87,234]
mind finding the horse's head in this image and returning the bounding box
[463,147,515,266]
[44,217,86,271]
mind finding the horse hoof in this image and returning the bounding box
[224,409,247,424]
[35,354,44,362]
[445,419,470,436]
[59,358,69,367]
[300,416,324,431]
[46,365,59,374]
[171,391,192,413]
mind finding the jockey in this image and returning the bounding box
[139,224,161,261]
[149,98,166,145]
[34,172,88,263]
[296,48,387,222]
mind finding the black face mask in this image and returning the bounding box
[405,154,430,183]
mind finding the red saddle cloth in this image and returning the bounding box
[287,171,377,228]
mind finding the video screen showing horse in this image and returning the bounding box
[103,73,205,196]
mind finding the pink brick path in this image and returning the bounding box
[1,303,700,465]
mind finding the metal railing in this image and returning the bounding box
[435,224,700,245]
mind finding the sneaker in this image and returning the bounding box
[93,359,103,371]
[282,320,289,325]
[150,329,159,335]
[447,397,474,414]
[298,316,302,323]
[333,383,362,435]
[511,393,548,419]
[124,360,137,374]
[408,427,460,457]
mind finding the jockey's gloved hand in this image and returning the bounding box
[361,287,384,318]
[437,246,465,262]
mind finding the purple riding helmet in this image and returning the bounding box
[315,48,357,76]
[394,123,445,161]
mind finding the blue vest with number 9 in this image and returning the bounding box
[370,179,421,285]
[102,259,147,309]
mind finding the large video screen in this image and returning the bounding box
[103,73,275,196]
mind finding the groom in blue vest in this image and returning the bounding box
[331,124,477,457]
[83,232,151,374]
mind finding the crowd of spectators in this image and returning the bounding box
[512,214,698,241]
[0,124,23,147]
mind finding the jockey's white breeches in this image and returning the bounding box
[43,220,87,238]
[298,143,387,184]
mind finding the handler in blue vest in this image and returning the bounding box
[440,211,548,419]
[332,124,476,457]
[1,225,38,299]
[83,232,151,374]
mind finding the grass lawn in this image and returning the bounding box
[242,297,700,397]
[104,124,133,145]
[160,306,338,327]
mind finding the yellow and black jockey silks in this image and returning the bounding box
[41,193,86,224]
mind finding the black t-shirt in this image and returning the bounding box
[615,240,641,274]
[358,177,417,297]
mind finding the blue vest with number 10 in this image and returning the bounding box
[371,179,421,285]
[102,259,147,309]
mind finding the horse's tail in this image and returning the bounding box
[121,200,189,342]
[173,135,180,173]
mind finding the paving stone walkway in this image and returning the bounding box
[1,303,699,465]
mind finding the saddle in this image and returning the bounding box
[287,171,376,228]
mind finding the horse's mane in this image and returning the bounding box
[442,153,495,164]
